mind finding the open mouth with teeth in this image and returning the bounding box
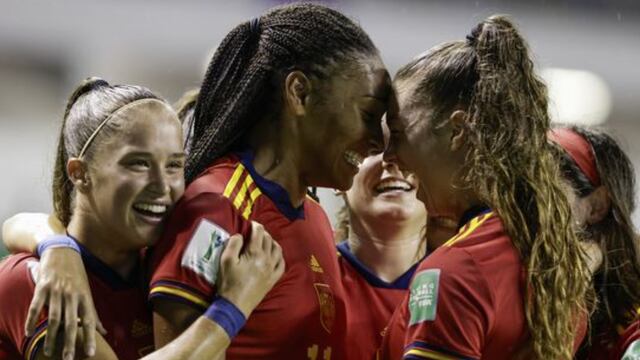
[132,202,169,222]
[344,150,364,168]
[374,178,415,194]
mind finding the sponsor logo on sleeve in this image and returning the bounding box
[181,219,230,285]
[408,269,440,325]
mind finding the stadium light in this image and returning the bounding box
[541,67,612,125]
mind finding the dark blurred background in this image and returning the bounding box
[1,0,638,256]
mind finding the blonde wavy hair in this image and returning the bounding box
[396,15,594,359]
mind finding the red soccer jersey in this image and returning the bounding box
[149,152,347,359]
[610,320,640,359]
[380,209,587,360]
[380,210,528,360]
[337,241,418,360]
[0,250,154,360]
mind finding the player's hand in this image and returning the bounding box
[27,247,106,359]
[217,222,285,318]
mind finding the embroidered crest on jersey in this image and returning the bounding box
[623,340,640,359]
[181,219,230,285]
[313,283,336,333]
[409,269,440,325]
[310,254,324,273]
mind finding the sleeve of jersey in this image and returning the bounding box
[616,322,640,359]
[402,248,494,360]
[149,192,251,311]
[0,256,47,360]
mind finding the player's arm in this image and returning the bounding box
[2,213,64,253]
[152,222,285,350]
[402,249,493,360]
[2,212,103,360]
[30,332,117,360]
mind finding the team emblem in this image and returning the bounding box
[313,283,335,333]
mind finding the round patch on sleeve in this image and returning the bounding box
[409,269,440,325]
[623,339,640,360]
[181,219,230,285]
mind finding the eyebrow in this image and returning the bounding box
[124,151,186,158]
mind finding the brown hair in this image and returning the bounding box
[558,125,640,334]
[182,3,379,182]
[396,15,593,359]
[53,77,164,225]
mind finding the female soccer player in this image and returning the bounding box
[550,126,640,360]
[334,152,457,359]
[5,4,392,359]
[149,4,391,358]
[380,15,593,360]
[0,78,284,360]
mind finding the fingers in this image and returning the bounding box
[261,228,274,253]
[80,296,98,357]
[43,290,62,356]
[272,241,285,277]
[222,234,243,265]
[25,283,47,336]
[248,221,265,255]
[63,295,79,360]
[96,317,107,336]
[274,252,285,279]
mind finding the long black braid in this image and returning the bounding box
[184,3,378,183]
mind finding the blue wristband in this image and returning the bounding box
[204,296,246,339]
[36,235,80,257]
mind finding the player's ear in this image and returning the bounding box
[283,71,312,117]
[67,158,91,193]
[585,186,611,225]
[449,110,468,152]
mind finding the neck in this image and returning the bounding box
[442,189,484,227]
[248,118,307,207]
[347,213,425,283]
[66,210,138,280]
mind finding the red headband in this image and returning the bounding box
[548,128,601,187]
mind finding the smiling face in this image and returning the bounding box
[345,152,426,227]
[81,100,185,251]
[301,56,391,191]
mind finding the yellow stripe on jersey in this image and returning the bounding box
[223,165,245,198]
[241,186,262,220]
[405,348,461,360]
[233,174,253,210]
[443,212,494,247]
[26,327,47,360]
[150,286,209,309]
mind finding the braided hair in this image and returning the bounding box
[183,3,378,182]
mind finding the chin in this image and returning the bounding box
[131,227,161,248]
[372,204,414,220]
